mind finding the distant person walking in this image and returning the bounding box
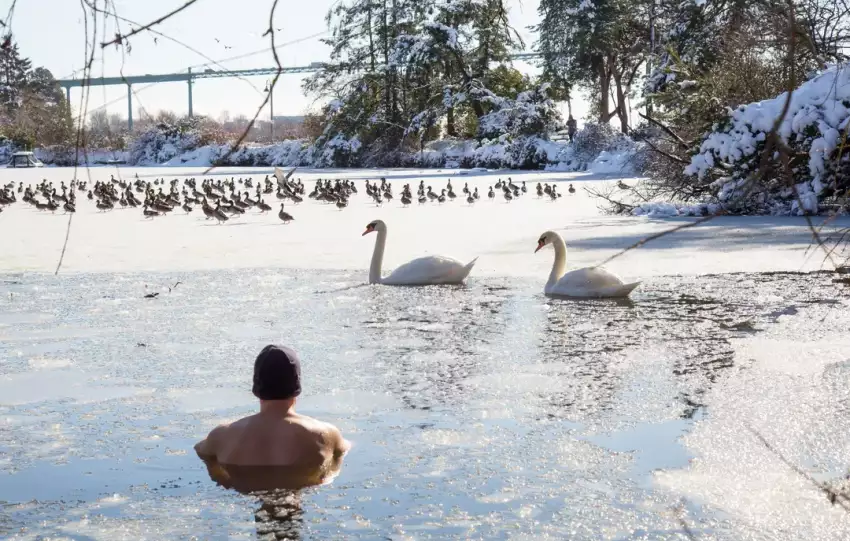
[567,115,577,143]
[195,345,350,470]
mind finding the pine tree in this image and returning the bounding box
[0,43,33,115]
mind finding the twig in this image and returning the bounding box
[200,0,282,175]
[746,425,850,511]
[56,0,100,276]
[100,0,200,48]
[638,111,690,150]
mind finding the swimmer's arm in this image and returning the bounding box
[194,425,227,460]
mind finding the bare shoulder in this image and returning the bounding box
[194,419,244,459]
[302,417,350,456]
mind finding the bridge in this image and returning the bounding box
[56,52,542,131]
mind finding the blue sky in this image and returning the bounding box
[8,0,561,121]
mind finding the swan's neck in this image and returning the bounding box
[369,229,387,284]
[547,237,567,288]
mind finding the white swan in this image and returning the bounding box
[362,220,477,285]
[535,230,640,298]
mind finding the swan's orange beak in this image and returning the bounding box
[534,239,544,253]
[362,225,374,236]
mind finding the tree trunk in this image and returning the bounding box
[367,2,376,72]
[381,0,390,122]
[446,105,456,137]
[613,69,629,134]
[598,60,610,124]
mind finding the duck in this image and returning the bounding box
[362,220,477,285]
[568,184,576,194]
[488,187,495,200]
[535,230,640,298]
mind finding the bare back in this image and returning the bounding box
[196,411,349,468]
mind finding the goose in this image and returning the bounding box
[503,191,513,202]
[201,198,217,220]
[535,230,640,298]
[256,199,272,213]
[278,203,294,224]
[473,187,479,200]
[362,220,477,285]
[213,203,229,224]
[488,187,495,200]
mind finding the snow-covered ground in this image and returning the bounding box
[0,167,847,277]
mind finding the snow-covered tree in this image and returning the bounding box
[305,0,534,165]
[537,0,649,133]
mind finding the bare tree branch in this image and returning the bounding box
[100,0,200,48]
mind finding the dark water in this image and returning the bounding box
[0,270,842,539]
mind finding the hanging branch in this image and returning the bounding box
[200,0,283,175]
[100,0,200,48]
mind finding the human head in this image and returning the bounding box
[252,344,302,401]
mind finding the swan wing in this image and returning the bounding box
[547,267,639,298]
[383,255,477,285]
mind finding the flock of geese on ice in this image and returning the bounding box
[0,168,638,298]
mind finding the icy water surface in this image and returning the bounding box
[0,270,844,539]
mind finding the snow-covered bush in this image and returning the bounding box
[128,116,225,166]
[685,64,850,215]
[477,84,562,140]
[545,122,640,173]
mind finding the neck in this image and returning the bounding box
[547,234,567,287]
[369,228,387,284]
[259,399,296,415]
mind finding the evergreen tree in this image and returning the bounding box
[0,43,33,115]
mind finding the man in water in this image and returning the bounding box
[194,344,350,470]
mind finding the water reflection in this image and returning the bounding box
[201,457,343,541]
[359,283,511,411]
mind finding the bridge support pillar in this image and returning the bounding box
[65,86,70,106]
[127,84,134,132]
[188,68,194,118]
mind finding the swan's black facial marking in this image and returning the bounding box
[538,236,547,245]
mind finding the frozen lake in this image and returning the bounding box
[1,167,849,539]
